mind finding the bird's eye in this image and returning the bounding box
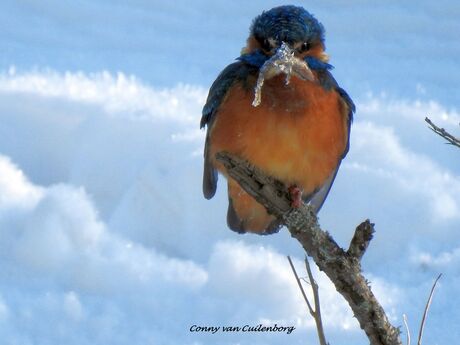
[299,42,311,52]
[262,38,271,51]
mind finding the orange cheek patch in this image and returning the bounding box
[299,44,329,62]
[241,35,262,55]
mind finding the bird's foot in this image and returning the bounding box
[288,185,302,208]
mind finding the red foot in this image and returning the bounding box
[288,185,303,208]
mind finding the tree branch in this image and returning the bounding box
[417,273,442,345]
[425,117,460,148]
[287,256,315,316]
[348,220,375,260]
[304,256,328,345]
[216,151,402,345]
[403,314,411,345]
[287,256,328,345]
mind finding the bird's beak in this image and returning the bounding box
[252,42,314,106]
[274,42,314,82]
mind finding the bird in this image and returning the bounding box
[200,5,354,234]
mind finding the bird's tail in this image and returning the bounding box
[226,179,281,234]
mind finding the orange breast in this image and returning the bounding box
[209,74,348,196]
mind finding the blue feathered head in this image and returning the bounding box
[250,5,325,53]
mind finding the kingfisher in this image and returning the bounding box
[200,5,354,234]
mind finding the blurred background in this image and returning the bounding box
[0,1,459,344]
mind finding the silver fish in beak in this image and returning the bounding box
[252,42,315,107]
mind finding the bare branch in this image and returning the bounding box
[287,255,328,345]
[216,151,402,345]
[300,277,311,285]
[215,152,291,215]
[403,314,411,345]
[304,256,328,345]
[425,117,460,148]
[417,273,442,345]
[347,219,375,260]
[287,255,315,316]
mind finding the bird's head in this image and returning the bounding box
[243,5,328,63]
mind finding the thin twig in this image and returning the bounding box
[425,117,460,148]
[287,256,328,345]
[287,256,315,316]
[300,277,312,285]
[403,314,411,345]
[304,256,328,345]
[417,273,442,345]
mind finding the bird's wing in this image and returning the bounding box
[308,70,355,213]
[200,61,253,199]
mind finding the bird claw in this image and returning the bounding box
[288,185,303,208]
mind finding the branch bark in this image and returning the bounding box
[425,117,460,148]
[216,151,402,345]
